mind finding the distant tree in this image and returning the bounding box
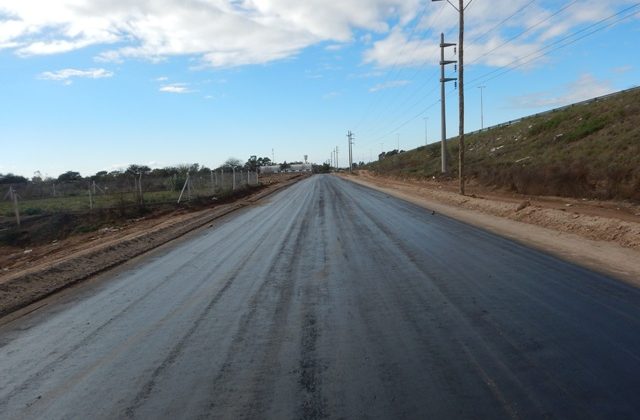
[57,171,83,182]
[258,157,272,167]
[126,164,151,175]
[151,167,179,177]
[32,171,43,183]
[244,156,259,171]
[176,164,193,175]
[313,163,331,174]
[280,161,291,172]
[0,173,28,184]
[91,171,109,181]
[224,157,243,167]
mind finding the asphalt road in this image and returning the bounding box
[1,174,640,419]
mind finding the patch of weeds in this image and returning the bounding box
[565,117,608,142]
[529,115,563,136]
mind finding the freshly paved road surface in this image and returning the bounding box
[1,175,640,419]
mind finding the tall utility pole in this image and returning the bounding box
[458,0,465,194]
[335,146,339,170]
[478,85,486,129]
[439,32,456,174]
[347,131,354,174]
[434,0,472,195]
[423,117,429,146]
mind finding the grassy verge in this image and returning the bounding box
[369,87,640,201]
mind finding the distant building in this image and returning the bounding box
[260,163,312,173]
[289,163,312,172]
[259,165,281,174]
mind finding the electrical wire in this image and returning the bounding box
[468,0,536,44]
[467,0,579,66]
[351,1,433,131]
[467,3,640,87]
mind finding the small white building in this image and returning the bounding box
[259,165,281,174]
[289,163,313,172]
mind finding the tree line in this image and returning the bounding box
[0,156,302,185]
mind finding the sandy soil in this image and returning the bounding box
[342,171,640,285]
[0,174,306,317]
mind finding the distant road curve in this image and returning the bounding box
[1,174,639,419]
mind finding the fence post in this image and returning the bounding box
[11,186,20,226]
[88,182,93,210]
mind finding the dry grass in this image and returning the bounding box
[370,87,640,201]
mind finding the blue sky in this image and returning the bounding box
[1,0,639,178]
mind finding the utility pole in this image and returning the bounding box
[458,0,466,195]
[423,117,429,146]
[433,0,471,195]
[439,32,456,174]
[88,182,93,210]
[335,146,339,170]
[478,85,486,129]
[347,131,354,173]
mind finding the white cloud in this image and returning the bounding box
[159,83,192,94]
[364,0,640,68]
[1,0,636,71]
[612,65,633,74]
[508,73,615,109]
[39,68,113,84]
[369,80,410,92]
[0,0,420,68]
[322,91,341,100]
[363,29,438,67]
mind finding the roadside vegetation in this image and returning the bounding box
[0,156,296,247]
[368,87,640,202]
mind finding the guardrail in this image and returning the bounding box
[462,85,640,138]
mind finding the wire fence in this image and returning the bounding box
[1,170,261,225]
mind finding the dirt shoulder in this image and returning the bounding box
[341,172,640,286]
[0,174,307,317]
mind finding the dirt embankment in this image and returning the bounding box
[0,174,307,318]
[343,171,640,284]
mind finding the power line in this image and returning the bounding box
[467,0,580,66]
[468,0,536,44]
[362,94,445,147]
[352,1,433,131]
[467,4,640,87]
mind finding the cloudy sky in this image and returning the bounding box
[1,0,639,177]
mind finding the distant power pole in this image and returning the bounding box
[478,85,486,129]
[423,117,429,146]
[335,146,339,170]
[439,32,456,174]
[347,131,354,173]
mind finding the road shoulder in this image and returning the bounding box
[340,173,640,286]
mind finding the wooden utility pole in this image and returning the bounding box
[433,0,470,194]
[458,0,465,195]
[347,131,354,173]
[439,32,456,174]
